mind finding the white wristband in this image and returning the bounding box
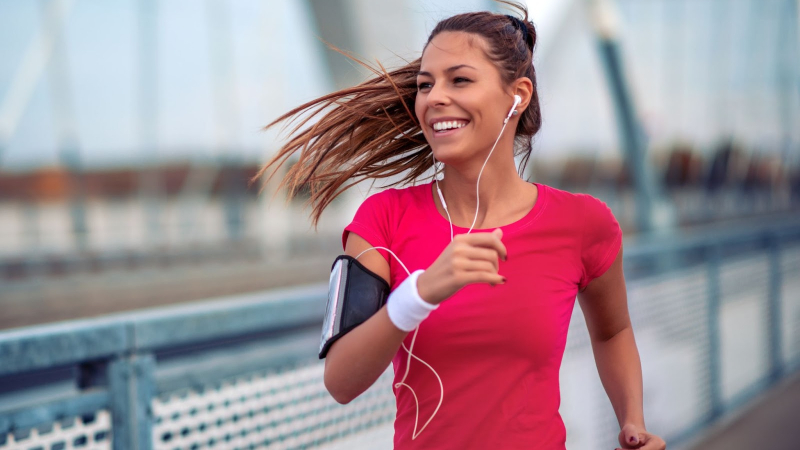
[387,269,438,332]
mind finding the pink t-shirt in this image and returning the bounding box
[342,181,622,449]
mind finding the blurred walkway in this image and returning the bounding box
[0,253,335,329]
[687,370,800,450]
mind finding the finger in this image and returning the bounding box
[622,433,651,450]
[637,435,666,450]
[462,231,508,261]
[618,424,642,448]
[492,228,503,239]
[462,270,505,286]
[456,259,498,275]
[457,247,501,271]
[624,432,640,447]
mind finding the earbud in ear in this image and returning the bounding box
[511,95,522,114]
[504,94,523,124]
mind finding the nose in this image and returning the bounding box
[426,82,449,109]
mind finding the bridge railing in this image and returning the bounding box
[0,268,402,450]
[1,219,799,450]
[568,219,800,449]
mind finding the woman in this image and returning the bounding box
[256,2,665,449]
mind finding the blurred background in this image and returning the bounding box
[0,0,798,449]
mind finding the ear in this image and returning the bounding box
[511,77,534,112]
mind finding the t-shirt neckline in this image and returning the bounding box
[423,180,547,235]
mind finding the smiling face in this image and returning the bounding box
[415,31,514,166]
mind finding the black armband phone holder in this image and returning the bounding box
[319,254,390,359]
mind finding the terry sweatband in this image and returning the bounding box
[319,255,390,359]
[387,269,439,332]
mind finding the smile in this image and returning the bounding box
[431,120,470,135]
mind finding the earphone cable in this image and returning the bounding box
[351,98,518,439]
[354,246,443,440]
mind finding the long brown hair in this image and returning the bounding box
[253,1,541,227]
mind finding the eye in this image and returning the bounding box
[416,77,470,91]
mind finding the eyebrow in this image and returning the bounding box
[417,64,477,77]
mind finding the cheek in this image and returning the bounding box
[414,94,425,124]
[473,99,503,128]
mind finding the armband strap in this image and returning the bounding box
[387,270,438,332]
[319,255,390,359]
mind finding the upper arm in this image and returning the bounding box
[344,231,391,286]
[577,243,630,342]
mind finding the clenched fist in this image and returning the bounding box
[417,228,507,305]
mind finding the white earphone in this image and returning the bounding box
[504,94,522,124]
[435,93,522,240]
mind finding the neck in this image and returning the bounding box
[436,152,526,229]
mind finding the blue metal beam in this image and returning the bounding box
[0,321,128,377]
[0,284,327,375]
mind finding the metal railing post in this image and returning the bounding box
[108,353,156,450]
[767,234,784,382]
[706,244,723,421]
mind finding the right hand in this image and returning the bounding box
[416,228,507,305]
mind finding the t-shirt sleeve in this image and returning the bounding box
[341,189,395,262]
[579,194,623,290]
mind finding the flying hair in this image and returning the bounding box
[252,0,541,228]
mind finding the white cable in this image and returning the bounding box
[432,115,513,235]
[467,117,513,233]
[398,330,444,439]
[432,155,454,241]
[354,246,443,440]
[355,246,410,275]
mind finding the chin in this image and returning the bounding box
[432,147,477,168]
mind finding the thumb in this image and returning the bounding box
[619,424,641,448]
[492,228,503,239]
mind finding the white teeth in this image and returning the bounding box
[433,121,466,131]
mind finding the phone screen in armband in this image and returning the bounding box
[318,255,390,358]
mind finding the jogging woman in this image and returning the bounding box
[256,2,665,449]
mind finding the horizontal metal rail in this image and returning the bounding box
[0,284,327,376]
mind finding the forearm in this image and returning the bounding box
[590,326,645,428]
[324,305,408,404]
